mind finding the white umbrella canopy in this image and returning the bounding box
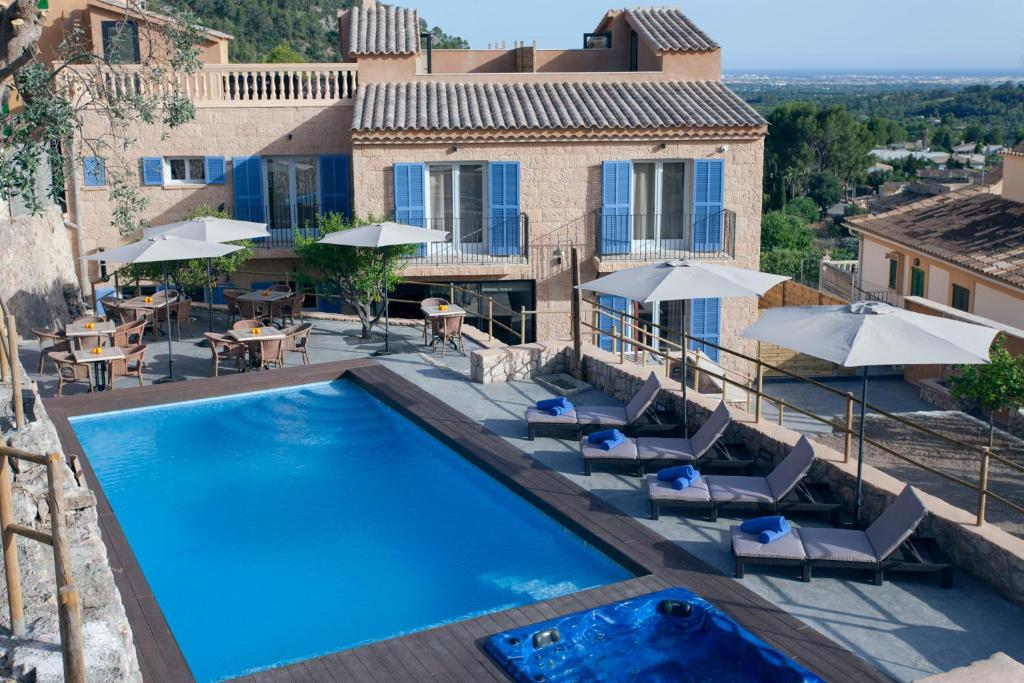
[142,216,270,242]
[317,221,449,248]
[741,301,997,367]
[741,300,998,522]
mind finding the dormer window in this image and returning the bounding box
[583,32,611,49]
[101,20,140,64]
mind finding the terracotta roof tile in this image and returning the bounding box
[625,7,718,52]
[348,6,419,55]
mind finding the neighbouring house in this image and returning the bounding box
[847,143,1024,329]
[61,0,767,371]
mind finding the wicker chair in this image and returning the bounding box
[420,297,449,345]
[269,284,292,293]
[72,315,106,325]
[282,323,313,366]
[280,293,305,326]
[253,338,284,371]
[223,289,247,325]
[204,333,247,376]
[111,319,147,348]
[237,298,264,322]
[50,351,93,396]
[430,314,465,357]
[31,328,70,374]
[109,344,147,389]
[232,319,261,330]
[169,299,194,340]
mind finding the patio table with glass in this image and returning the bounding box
[72,345,125,391]
[238,290,291,304]
[421,303,466,319]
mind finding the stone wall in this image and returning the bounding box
[470,342,571,383]
[0,372,139,681]
[580,346,1024,607]
[0,208,82,335]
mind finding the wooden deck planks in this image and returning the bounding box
[45,360,890,683]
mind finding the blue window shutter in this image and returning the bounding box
[601,161,632,255]
[393,162,426,255]
[83,157,106,187]
[205,156,226,185]
[597,295,629,352]
[488,161,521,256]
[689,297,721,362]
[140,157,163,186]
[691,159,724,252]
[319,155,352,219]
[232,157,264,223]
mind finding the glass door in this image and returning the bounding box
[264,157,320,244]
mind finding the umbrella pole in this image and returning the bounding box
[373,246,392,357]
[152,263,180,384]
[854,365,869,525]
[207,258,214,333]
[681,301,689,437]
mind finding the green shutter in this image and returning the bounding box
[910,268,925,297]
[888,259,898,290]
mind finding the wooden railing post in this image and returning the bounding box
[0,313,9,384]
[570,247,583,379]
[592,309,599,346]
[754,359,763,422]
[487,298,494,341]
[519,305,526,343]
[844,392,855,463]
[777,401,785,426]
[0,451,23,637]
[977,447,991,526]
[46,452,85,683]
[6,315,22,429]
[449,282,455,304]
[618,312,626,364]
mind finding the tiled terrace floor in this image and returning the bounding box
[18,315,1024,682]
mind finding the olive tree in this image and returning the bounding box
[1,0,204,233]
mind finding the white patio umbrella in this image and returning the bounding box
[317,222,449,355]
[144,217,270,336]
[86,235,243,382]
[578,260,789,434]
[742,301,998,522]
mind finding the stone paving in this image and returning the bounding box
[16,316,1024,682]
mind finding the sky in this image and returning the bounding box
[411,0,1024,73]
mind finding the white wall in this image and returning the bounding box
[860,238,891,289]
[974,283,1024,329]
[927,266,949,305]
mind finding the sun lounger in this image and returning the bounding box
[731,485,951,587]
[647,435,838,521]
[527,371,662,441]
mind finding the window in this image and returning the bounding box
[265,157,319,232]
[583,32,611,49]
[632,161,687,247]
[888,258,898,290]
[165,157,206,184]
[910,267,925,297]
[427,164,485,249]
[629,30,638,71]
[952,284,970,312]
[101,21,140,64]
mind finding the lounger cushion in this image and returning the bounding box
[800,528,877,564]
[646,474,711,502]
[731,526,806,560]
[688,401,733,458]
[624,372,663,424]
[765,435,817,500]
[707,476,775,504]
[580,437,638,461]
[636,437,697,462]
[865,485,927,561]
[575,405,629,426]
[526,407,579,425]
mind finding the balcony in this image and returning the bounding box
[592,210,736,261]
[234,204,530,266]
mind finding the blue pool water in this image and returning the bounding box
[71,380,631,681]
[487,588,824,682]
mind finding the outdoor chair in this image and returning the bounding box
[169,299,194,340]
[49,351,93,396]
[204,333,246,376]
[269,284,292,293]
[647,435,838,522]
[232,319,261,330]
[731,485,951,587]
[420,297,449,345]
[430,314,465,357]
[72,315,106,325]
[282,323,313,366]
[31,328,70,374]
[581,399,735,476]
[279,293,305,326]
[224,289,247,325]
[111,319,147,348]
[527,371,664,442]
[253,338,284,371]
[237,298,264,322]
[108,344,147,389]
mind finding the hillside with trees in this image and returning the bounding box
[160,0,468,62]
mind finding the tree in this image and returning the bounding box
[1,0,204,233]
[263,42,304,63]
[963,123,985,145]
[808,171,842,211]
[760,248,822,286]
[418,18,470,49]
[761,211,813,252]
[294,213,413,339]
[948,337,1024,447]
[783,196,821,223]
[931,126,957,152]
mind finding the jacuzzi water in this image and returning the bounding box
[70,380,631,681]
[487,588,825,683]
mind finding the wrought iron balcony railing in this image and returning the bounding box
[592,210,736,261]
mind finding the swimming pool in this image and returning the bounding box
[70,380,632,681]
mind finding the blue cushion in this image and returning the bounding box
[588,428,620,444]
[537,397,570,411]
[741,515,787,535]
[658,464,696,482]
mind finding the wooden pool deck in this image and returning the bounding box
[46,360,889,683]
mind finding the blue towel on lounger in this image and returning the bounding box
[587,429,619,444]
[587,429,625,451]
[672,471,701,490]
[757,518,792,544]
[740,515,788,535]
[547,403,574,416]
[657,464,697,482]
[537,397,570,411]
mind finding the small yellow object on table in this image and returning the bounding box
[84,322,95,329]
[261,291,270,298]
[253,328,262,335]
[439,305,449,311]
[91,347,103,355]
[144,296,153,304]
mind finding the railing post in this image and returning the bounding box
[777,401,785,426]
[844,392,855,463]
[754,359,763,423]
[619,313,626,364]
[611,323,618,355]
[0,313,9,384]
[449,282,455,304]
[592,309,599,346]
[487,298,494,341]
[7,315,23,429]
[641,325,647,367]
[977,447,991,526]
[46,452,85,683]
[0,451,24,637]
[519,305,526,343]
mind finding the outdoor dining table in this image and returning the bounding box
[237,290,290,304]
[226,326,286,343]
[64,321,116,349]
[72,345,125,391]
[421,303,466,318]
